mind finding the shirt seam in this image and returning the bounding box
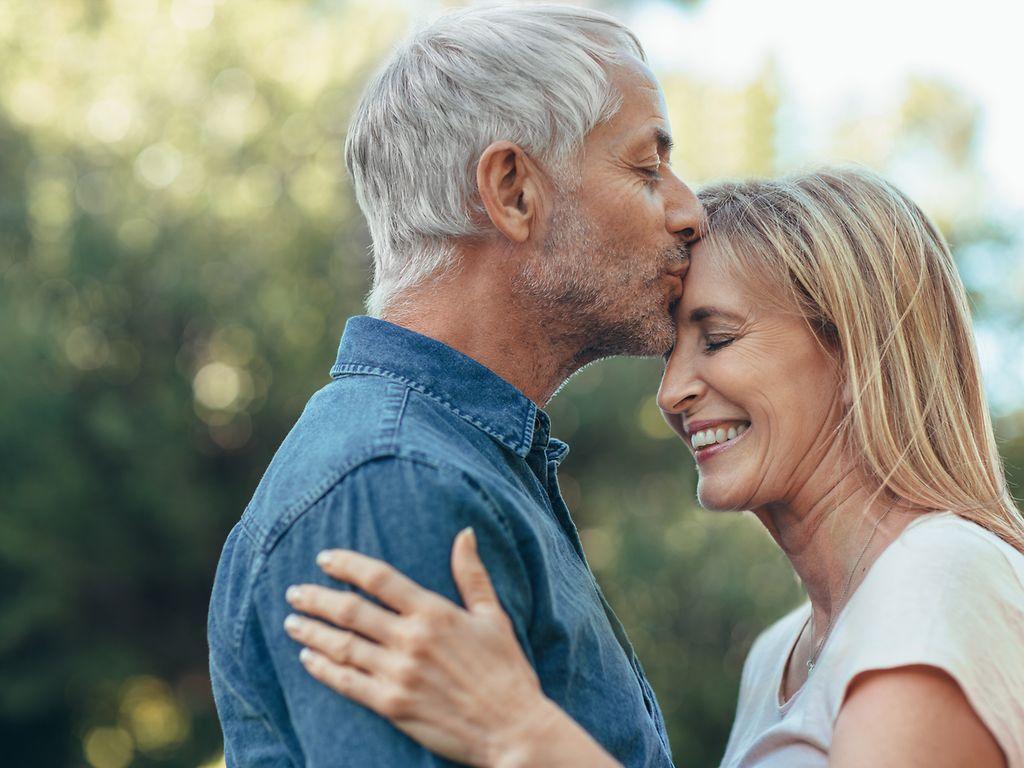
[211,625,298,762]
[935,516,1024,591]
[330,362,533,456]
[373,379,410,453]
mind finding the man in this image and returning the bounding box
[208,4,702,766]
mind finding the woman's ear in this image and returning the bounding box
[476,141,543,244]
[839,365,855,410]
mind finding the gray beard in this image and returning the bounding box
[513,196,680,363]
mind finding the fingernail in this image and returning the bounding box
[299,647,316,665]
[284,614,303,633]
[462,526,477,549]
[316,550,334,567]
[285,585,304,603]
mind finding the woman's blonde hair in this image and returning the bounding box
[698,167,1023,551]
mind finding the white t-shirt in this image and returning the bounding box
[720,512,1024,768]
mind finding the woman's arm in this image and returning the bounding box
[282,527,622,768]
[830,665,1006,768]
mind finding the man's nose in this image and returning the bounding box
[665,172,705,244]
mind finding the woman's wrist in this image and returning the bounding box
[488,695,565,768]
[488,695,621,768]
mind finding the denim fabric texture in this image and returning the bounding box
[208,316,674,767]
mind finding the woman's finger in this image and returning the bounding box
[299,648,401,718]
[284,614,393,675]
[316,549,451,615]
[286,584,401,644]
[451,527,501,614]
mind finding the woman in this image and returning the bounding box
[280,168,1024,766]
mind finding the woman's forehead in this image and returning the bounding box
[682,241,742,302]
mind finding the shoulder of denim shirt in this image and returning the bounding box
[237,370,532,560]
[217,372,538,655]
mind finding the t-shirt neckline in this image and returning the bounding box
[774,510,951,712]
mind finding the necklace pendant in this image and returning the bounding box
[806,659,815,673]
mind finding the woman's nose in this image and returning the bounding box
[658,357,704,415]
[657,383,688,415]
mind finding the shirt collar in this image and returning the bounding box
[330,316,549,458]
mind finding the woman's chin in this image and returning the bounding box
[696,481,750,512]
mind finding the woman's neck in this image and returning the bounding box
[753,474,923,634]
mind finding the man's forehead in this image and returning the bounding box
[600,58,672,148]
[610,54,661,90]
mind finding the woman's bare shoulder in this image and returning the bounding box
[831,664,1007,768]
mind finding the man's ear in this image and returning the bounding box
[476,141,544,244]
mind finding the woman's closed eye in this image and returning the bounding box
[703,334,736,353]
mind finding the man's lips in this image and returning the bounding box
[664,274,684,303]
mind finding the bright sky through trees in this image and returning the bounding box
[630,0,1024,205]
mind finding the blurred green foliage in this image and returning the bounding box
[1,2,1021,767]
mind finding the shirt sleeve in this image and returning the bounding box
[252,454,535,768]
[828,517,1024,766]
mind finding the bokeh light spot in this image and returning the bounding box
[111,0,159,22]
[193,362,241,410]
[171,0,215,31]
[135,143,184,189]
[6,78,55,126]
[192,361,254,415]
[119,676,190,753]
[87,98,134,143]
[66,326,110,370]
[637,395,675,439]
[29,177,74,232]
[580,526,618,571]
[197,753,227,768]
[288,161,337,217]
[83,726,134,768]
[239,164,282,208]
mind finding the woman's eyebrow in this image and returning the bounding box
[688,306,746,323]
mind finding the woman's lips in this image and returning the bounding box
[688,428,753,462]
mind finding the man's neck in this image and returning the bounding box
[382,277,585,407]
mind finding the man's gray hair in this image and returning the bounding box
[345,3,646,317]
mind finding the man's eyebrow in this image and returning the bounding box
[689,306,745,323]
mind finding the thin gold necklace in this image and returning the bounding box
[799,505,893,673]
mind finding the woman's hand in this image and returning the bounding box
[282,528,613,767]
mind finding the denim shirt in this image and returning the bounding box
[208,316,673,767]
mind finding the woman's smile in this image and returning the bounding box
[685,419,751,463]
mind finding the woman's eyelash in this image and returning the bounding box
[704,336,735,352]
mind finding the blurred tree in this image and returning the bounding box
[0,2,1020,767]
[0,1,406,765]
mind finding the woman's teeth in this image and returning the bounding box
[691,423,748,450]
